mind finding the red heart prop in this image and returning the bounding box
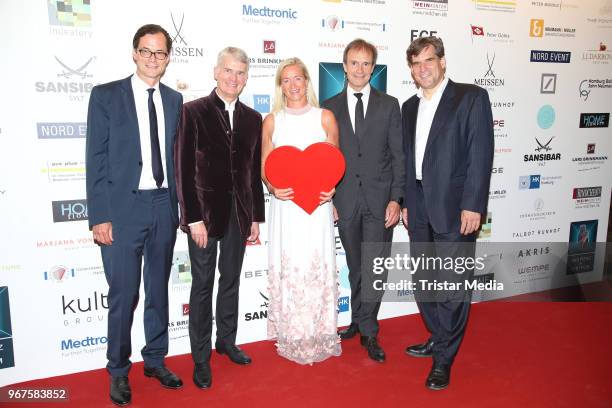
[265,142,345,214]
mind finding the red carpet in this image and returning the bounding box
[4,301,612,408]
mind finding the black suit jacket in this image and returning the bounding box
[323,87,405,220]
[402,80,494,233]
[175,89,265,240]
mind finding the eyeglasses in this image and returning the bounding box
[137,48,169,60]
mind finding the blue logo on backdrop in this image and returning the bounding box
[318,62,387,102]
[253,94,270,113]
[537,105,556,129]
[519,175,541,189]
[338,296,349,313]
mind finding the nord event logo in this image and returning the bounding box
[579,113,609,128]
[0,286,15,369]
[52,199,88,222]
[169,12,204,59]
[48,0,91,27]
[37,122,86,139]
[474,52,504,89]
[530,50,571,63]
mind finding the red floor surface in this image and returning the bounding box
[3,301,612,408]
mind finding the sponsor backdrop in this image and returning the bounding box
[0,0,610,385]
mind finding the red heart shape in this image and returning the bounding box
[265,142,346,214]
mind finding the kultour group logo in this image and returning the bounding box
[44,265,75,282]
[411,0,448,17]
[567,220,598,275]
[540,73,557,94]
[48,0,91,27]
[242,4,298,25]
[319,62,387,102]
[579,113,609,128]
[168,12,204,63]
[571,143,608,172]
[61,291,108,328]
[52,199,88,222]
[469,25,513,44]
[573,186,602,209]
[474,52,504,91]
[0,287,15,369]
[37,122,86,139]
[582,42,610,64]
[321,15,386,32]
[529,19,576,38]
[579,78,612,101]
[530,50,571,63]
[472,0,516,13]
[35,56,96,102]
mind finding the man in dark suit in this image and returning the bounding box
[86,24,184,406]
[175,47,264,389]
[401,36,494,390]
[322,39,405,362]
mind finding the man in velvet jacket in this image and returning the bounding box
[401,36,494,391]
[175,47,265,390]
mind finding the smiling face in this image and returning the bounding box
[409,44,446,97]
[343,47,375,92]
[132,33,170,86]
[280,64,308,108]
[214,55,248,102]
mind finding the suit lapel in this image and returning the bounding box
[120,76,142,161]
[361,88,380,140]
[159,83,175,169]
[407,97,419,150]
[424,80,456,159]
[338,89,358,141]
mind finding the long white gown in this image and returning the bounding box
[266,105,341,364]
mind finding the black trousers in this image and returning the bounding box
[409,182,476,367]
[188,202,246,365]
[338,193,393,338]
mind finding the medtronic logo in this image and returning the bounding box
[242,5,298,19]
[530,50,571,63]
[52,199,88,222]
[61,335,108,350]
[579,113,609,128]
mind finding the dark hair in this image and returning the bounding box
[132,24,172,52]
[406,36,445,66]
[343,38,378,66]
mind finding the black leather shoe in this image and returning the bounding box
[360,336,386,362]
[110,376,131,406]
[426,364,450,390]
[338,323,359,339]
[215,343,252,365]
[193,362,212,389]
[144,365,183,389]
[405,338,434,358]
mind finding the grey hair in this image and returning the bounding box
[216,46,250,72]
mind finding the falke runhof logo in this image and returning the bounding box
[579,113,609,128]
[474,52,504,89]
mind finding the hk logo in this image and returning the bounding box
[535,137,554,152]
[253,95,270,113]
[530,19,544,37]
[484,53,496,77]
[55,56,94,79]
[170,12,187,45]
[264,40,275,54]
[519,175,541,190]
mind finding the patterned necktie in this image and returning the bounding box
[147,88,164,188]
[354,92,364,138]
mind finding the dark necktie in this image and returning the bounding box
[223,109,232,132]
[354,92,364,138]
[147,88,164,188]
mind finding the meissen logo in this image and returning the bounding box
[530,50,571,63]
[579,113,609,128]
[52,199,88,222]
[169,12,205,62]
[474,52,504,90]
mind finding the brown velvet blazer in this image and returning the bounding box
[175,89,265,240]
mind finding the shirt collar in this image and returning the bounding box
[132,73,160,94]
[214,88,238,111]
[417,76,449,101]
[347,83,371,99]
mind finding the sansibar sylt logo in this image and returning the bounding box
[319,62,387,102]
[0,287,15,369]
[48,0,92,27]
[52,199,88,222]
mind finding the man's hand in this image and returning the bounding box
[92,222,113,245]
[191,222,208,248]
[401,208,408,228]
[319,187,335,205]
[460,210,482,235]
[384,201,401,228]
[247,222,260,243]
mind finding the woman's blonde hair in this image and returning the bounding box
[271,57,319,114]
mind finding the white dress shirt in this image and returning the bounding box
[346,83,371,133]
[131,74,167,189]
[415,76,449,180]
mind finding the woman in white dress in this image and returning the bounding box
[261,58,342,364]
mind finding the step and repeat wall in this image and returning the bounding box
[1,0,611,385]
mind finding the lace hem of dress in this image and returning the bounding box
[270,334,341,365]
